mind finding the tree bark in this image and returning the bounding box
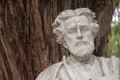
[0,0,118,80]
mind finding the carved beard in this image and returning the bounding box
[68,42,95,58]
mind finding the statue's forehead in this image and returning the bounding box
[64,16,91,27]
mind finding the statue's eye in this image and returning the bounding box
[67,27,77,33]
[83,27,89,31]
[80,26,89,32]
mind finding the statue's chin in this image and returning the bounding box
[73,50,92,58]
[68,45,95,59]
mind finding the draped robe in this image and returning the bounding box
[36,56,120,80]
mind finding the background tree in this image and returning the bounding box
[106,22,120,58]
[0,0,119,80]
[106,3,120,58]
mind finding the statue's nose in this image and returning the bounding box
[77,28,83,39]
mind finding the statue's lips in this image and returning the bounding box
[75,41,90,47]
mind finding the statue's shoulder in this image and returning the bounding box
[36,62,63,80]
[97,56,120,75]
[108,56,120,73]
[98,56,119,62]
[98,56,120,65]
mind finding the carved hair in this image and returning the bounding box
[52,8,99,48]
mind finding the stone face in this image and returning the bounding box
[63,15,95,58]
[36,8,120,80]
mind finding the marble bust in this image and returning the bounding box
[36,8,120,80]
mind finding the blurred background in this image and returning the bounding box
[106,2,120,58]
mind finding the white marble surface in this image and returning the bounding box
[36,8,120,80]
[36,56,120,80]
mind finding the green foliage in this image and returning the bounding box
[113,0,120,8]
[106,22,120,58]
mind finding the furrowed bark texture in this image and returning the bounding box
[0,0,117,80]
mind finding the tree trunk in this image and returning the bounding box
[0,0,118,80]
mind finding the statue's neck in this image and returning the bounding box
[69,54,95,66]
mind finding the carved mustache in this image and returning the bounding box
[75,41,90,47]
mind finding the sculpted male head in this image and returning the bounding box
[52,8,99,58]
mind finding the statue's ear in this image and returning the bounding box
[90,22,99,38]
[62,39,68,49]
